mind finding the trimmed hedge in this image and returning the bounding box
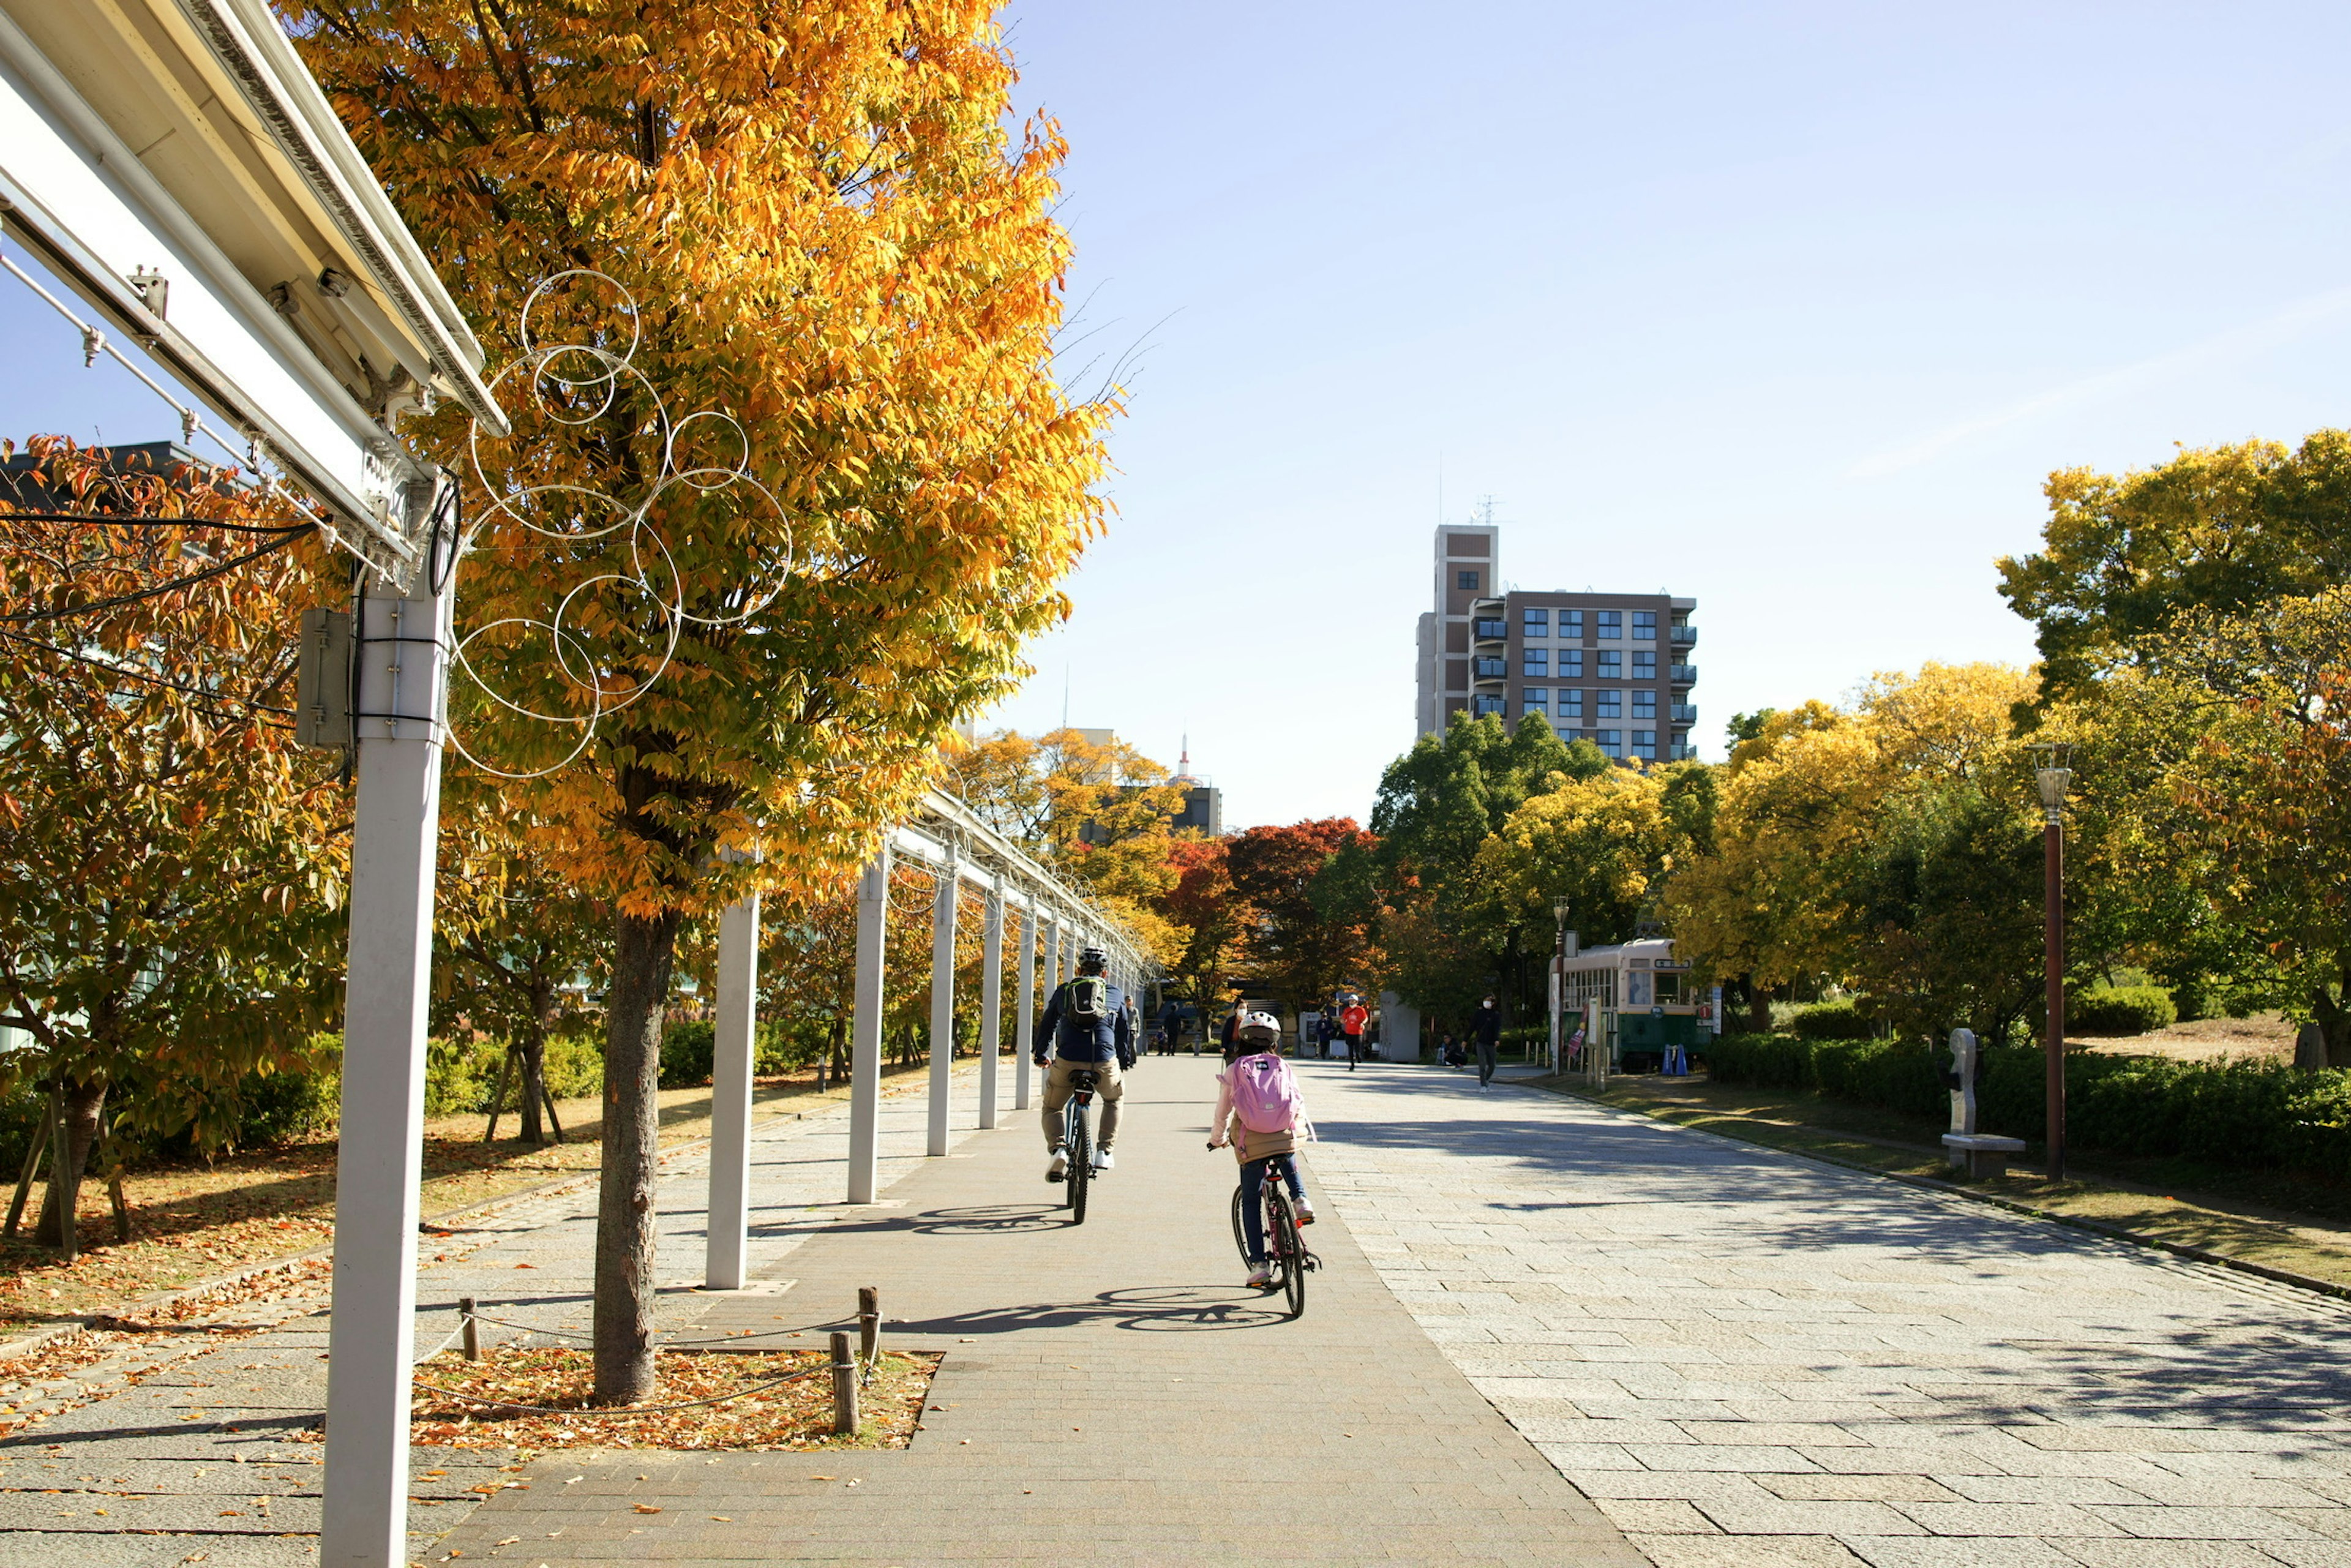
[2071,985,2177,1038]
[1788,1001,1870,1041]
[1709,1032,2351,1180]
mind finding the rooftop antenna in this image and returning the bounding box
[1475,495,1496,528]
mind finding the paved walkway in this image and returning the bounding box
[433,1054,1640,1565]
[1302,1063,2351,1567]
[0,1066,974,1566]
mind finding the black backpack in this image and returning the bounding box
[1067,975,1109,1024]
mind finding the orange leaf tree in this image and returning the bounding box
[291,0,1113,1400]
[0,440,347,1241]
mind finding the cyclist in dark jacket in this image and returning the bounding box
[1035,945,1135,1181]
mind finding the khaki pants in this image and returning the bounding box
[1041,1057,1123,1152]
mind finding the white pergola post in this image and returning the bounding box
[1014,906,1037,1111]
[978,890,1003,1130]
[927,853,959,1157]
[847,846,890,1204]
[321,580,451,1568]
[704,890,759,1290]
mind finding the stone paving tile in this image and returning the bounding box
[1301,1062,2351,1567]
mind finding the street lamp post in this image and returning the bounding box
[1551,899,1572,1074]
[2038,757,2072,1181]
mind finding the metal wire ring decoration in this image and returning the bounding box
[450,270,795,780]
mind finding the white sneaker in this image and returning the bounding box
[1246,1263,1273,1288]
[1093,1148,1115,1170]
[1295,1199,1316,1226]
[1046,1149,1068,1182]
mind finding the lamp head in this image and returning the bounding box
[2036,767,2072,812]
[1553,899,1572,923]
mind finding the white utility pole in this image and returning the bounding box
[705,890,759,1289]
[927,853,958,1158]
[320,576,452,1567]
[978,889,1003,1128]
[847,846,890,1204]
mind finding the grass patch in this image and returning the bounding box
[1535,1069,2351,1293]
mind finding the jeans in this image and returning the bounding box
[1239,1153,1305,1264]
[1475,1040,1497,1086]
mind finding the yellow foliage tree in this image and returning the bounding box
[293,0,1114,1400]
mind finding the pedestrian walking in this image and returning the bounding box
[1472,995,1502,1090]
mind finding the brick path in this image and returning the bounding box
[433,1055,1641,1565]
[1302,1063,2351,1567]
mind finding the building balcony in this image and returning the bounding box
[1669,743,1698,761]
[1671,625,1697,645]
[1471,657,1507,687]
[1472,618,1509,643]
[1670,663,1697,686]
[1671,704,1697,724]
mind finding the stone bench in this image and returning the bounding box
[1942,1132,2026,1180]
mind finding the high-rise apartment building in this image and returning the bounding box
[1414,525,1698,762]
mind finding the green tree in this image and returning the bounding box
[1998,431,2351,701]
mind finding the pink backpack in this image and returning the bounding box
[1229,1051,1302,1135]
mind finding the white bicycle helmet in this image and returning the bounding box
[1235,1011,1281,1045]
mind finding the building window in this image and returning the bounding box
[1633,650,1657,678]
[1456,569,1480,591]
[1632,610,1657,640]
[1521,688,1548,715]
[1472,656,1505,679]
[1561,610,1584,638]
[1523,607,1548,636]
[1597,650,1621,677]
[1597,689,1622,719]
[1633,690,1656,719]
[1522,648,1548,677]
[1558,689,1584,719]
[1633,730,1657,761]
[1595,729,1622,759]
[1472,694,1504,717]
[1597,610,1622,639]
[1558,649,1583,678]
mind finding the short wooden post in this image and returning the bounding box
[459,1297,481,1361]
[830,1330,858,1435]
[857,1285,880,1365]
[6,1100,51,1239]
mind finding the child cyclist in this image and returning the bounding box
[1208,1011,1316,1288]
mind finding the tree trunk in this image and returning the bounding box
[2317,977,2351,1070]
[34,1073,106,1248]
[1744,975,1772,1034]
[521,978,552,1147]
[593,908,681,1405]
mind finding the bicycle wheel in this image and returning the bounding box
[1229,1184,1250,1266]
[1266,1186,1305,1319]
[1067,1105,1091,1225]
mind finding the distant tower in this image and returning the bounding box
[1174,734,1193,783]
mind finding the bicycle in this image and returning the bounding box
[1059,1068,1098,1225]
[1227,1160,1316,1319]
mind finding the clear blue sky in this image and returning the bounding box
[11,3,2351,833]
[972,0,2351,827]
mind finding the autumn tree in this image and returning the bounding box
[1998,431,2351,702]
[1473,762,1711,961]
[0,440,346,1241]
[294,1,1115,1400]
[1225,819,1382,1009]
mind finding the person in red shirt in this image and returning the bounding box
[1338,996,1369,1070]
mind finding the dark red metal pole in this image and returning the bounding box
[2044,815,2065,1180]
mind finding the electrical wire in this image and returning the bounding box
[0,626,296,726]
[1,528,306,623]
[0,509,315,538]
